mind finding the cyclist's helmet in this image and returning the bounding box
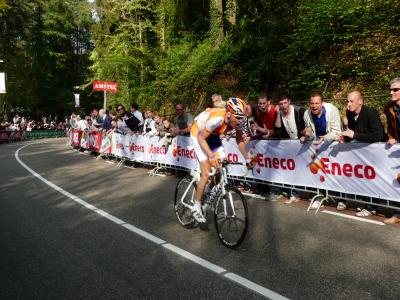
[226,98,247,117]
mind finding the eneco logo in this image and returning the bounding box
[309,157,376,182]
[172,146,196,160]
[130,143,144,152]
[227,153,239,162]
[148,144,167,155]
[247,153,297,174]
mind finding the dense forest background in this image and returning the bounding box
[0,0,399,119]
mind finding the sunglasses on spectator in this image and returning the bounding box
[176,108,184,111]
[390,88,400,92]
[117,108,124,111]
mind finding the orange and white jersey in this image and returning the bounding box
[191,108,227,138]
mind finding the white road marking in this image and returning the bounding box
[322,210,385,225]
[73,198,98,210]
[95,209,126,225]
[162,243,226,274]
[224,273,289,300]
[122,223,166,245]
[15,142,288,299]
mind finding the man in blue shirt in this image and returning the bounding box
[301,91,341,144]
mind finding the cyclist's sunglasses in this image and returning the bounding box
[232,114,246,121]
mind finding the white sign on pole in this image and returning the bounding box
[0,73,6,93]
[74,93,80,107]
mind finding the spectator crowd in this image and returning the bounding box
[71,78,400,224]
[0,114,69,142]
[68,104,191,150]
[3,78,398,225]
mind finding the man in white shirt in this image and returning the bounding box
[76,115,88,131]
[275,96,305,139]
[271,96,306,203]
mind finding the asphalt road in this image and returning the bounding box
[1,138,400,299]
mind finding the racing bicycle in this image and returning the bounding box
[174,161,249,248]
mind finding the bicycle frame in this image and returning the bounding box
[179,165,236,217]
[175,161,249,248]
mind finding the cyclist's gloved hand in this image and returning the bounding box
[245,157,256,169]
[209,155,222,169]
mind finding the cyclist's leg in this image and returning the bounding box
[190,136,210,222]
[192,134,225,203]
[190,134,226,220]
[194,159,211,204]
[202,135,225,193]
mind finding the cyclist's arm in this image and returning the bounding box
[235,129,249,160]
[197,129,214,159]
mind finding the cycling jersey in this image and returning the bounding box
[191,108,227,138]
[190,108,227,162]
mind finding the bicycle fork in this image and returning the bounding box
[221,191,236,218]
[220,168,236,218]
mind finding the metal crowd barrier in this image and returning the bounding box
[70,135,400,214]
[25,130,66,139]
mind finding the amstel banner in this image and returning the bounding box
[92,81,118,93]
[73,131,400,202]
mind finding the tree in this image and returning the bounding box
[0,0,93,119]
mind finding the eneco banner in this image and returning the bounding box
[73,131,400,202]
[110,133,198,169]
[225,139,400,201]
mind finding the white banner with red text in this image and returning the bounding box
[69,130,400,202]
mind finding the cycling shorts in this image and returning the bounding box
[191,133,226,162]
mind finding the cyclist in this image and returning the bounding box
[190,98,254,223]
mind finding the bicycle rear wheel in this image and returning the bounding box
[174,175,197,228]
[214,186,248,248]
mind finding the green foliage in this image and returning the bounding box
[0,0,9,17]
[2,0,400,118]
[282,0,400,101]
[0,0,94,119]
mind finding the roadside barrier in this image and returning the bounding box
[68,129,400,211]
[0,129,66,143]
[0,130,24,142]
[25,130,66,139]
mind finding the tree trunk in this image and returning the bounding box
[139,21,144,84]
[159,0,168,50]
[226,0,236,26]
[211,0,224,45]
[196,90,207,114]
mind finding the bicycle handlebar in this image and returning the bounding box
[208,167,218,176]
[208,160,247,176]
[222,161,244,166]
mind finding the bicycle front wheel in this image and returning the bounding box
[174,175,197,228]
[214,186,248,249]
